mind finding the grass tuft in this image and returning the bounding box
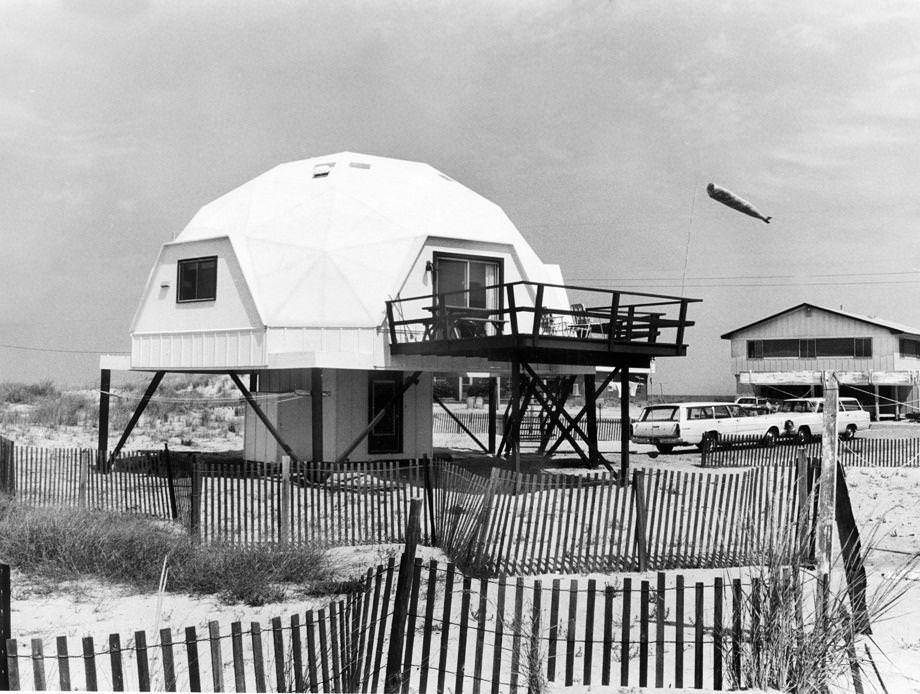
[0,498,332,606]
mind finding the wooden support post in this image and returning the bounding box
[873,385,880,422]
[190,455,201,543]
[510,354,521,479]
[229,372,299,462]
[163,446,178,520]
[433,394,489,453]
[620,367,631,482]
[310,368,324,463]
[546,369,618,456]
[835,460,871,635]
[633,469,649,571]
[421,454,437,545]
[488,377,498,454]
[97,369,111,466]
[336,371,422,463]
[817,371,838,576]
[279,456,291,546]
[109,371,165,462]
[384,499,422,693]
[585,372,599,468]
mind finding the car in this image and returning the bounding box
[733,395,777,411]
[775,397,871,442]
[631,401,789,453]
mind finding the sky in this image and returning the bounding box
[2,0,920,394]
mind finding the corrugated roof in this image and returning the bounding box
[720,302,920,339]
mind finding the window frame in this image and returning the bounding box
[432,252,504,311]
[176,256,218,303]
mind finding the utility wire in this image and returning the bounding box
[0,342,127,355]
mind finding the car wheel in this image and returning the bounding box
[655,443,675,454]
[762,428,778,448]
[795,426,811,445]
[698,433,718,454]
[839,424,857,441]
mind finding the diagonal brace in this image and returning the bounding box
[547,368,620,456]
[433,394,489,453]
[109,371,165,464]
[229,372,300,462]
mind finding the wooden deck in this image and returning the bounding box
[386,281,700,367]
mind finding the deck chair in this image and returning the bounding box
[570,303,591,338]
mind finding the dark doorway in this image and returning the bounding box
[368,372,404,454]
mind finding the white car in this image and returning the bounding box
[631,401,787,453]
[776,397,871,443]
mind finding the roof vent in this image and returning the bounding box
[349,162,371,169]
[312,163,335,178]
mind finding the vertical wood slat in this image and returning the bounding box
[529,580,542,694]
[490,576,506,694]
[638,580,649,687]
[472,577,488,694]
[30,638,45,692]
[454,575,472,694]
[620,578,631,687]
[436,564,455,694]
[135,631,150,692]
[230,622,246,693]
[675,575,684,688]
[713,577,723,690]
[208,621,224,693]
[83,637,97,692]
[271,616,286,693]
[109,634,123,692]
[655,572,665,687]
[160,628,176,692]
[583,579,595,686]
[694,582,704,690]
[547,578,560,683]
[185,627,201,693]
[250,623,266,693]
[56,636,71,692]
[5,639,18,691]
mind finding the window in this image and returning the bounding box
[640,406,678,421]
[746,337,872,359]
[368,372,403,454]
[433,253,502,310]
[713,405,732,419]
[177,257,217,302]
[687,406,712,420]
[901,338,920,358]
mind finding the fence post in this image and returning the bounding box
[632,470,649,572]
[190,455,201,543]
[0,563,10,690]
[163,445,178,520]
[280,456,291,546]
[421,455,437,545]
[78,451,89,508]
[383,499,421,694]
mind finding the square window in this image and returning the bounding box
[177,257,217,302]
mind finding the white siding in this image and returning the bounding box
[244,368,432,463]
[131,329,267,369]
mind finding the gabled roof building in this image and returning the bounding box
[721,302,920,419]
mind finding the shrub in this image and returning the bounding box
[0,501,332,606]
[0,380,59,404]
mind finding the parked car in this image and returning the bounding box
[631,401,789,453]
[776,397,871,442]
[733,395,777,411]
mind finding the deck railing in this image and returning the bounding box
[385,281,699,350]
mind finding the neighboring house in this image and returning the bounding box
[721,302,920,419]
[100,152,697,466]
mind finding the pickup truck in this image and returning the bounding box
[776,397,871,443]
[631,401,792,453]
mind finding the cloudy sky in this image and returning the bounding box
[2,0,919,393]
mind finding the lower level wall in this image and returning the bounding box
[244,368,433,463]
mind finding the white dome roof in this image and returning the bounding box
[175,152,550,327]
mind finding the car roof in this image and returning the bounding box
[644,402,735,408]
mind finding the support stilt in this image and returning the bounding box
[510,354,521,479]
[619,366,630,482]
[109,371,165,464]
[585,372,599,468]
[488,377,497,454]
[311,368,324,462]
[97,369,111,466]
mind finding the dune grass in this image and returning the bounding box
[0,498,332,605]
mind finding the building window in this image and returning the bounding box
[746,337,872,359]
[901,338,920,358]
[433,253,502,310]
[177,256,217,302]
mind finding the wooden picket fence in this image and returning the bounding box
[0,438,179,519]
[434,412,623,441]
[434,462,814,576]
[4,555,816,692]
[702,436,920,468]
[195,459,434,546]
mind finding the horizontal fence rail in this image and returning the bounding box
[702,436,920,468]
[4,556,818,693]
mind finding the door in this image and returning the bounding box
[368,372,403,454]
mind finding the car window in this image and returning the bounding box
[816,403,824,413]
[841,400,863,411]
[641,406,678,421]
[728,405,748,417]
[713,405,732,419]
[687,406,712,420]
